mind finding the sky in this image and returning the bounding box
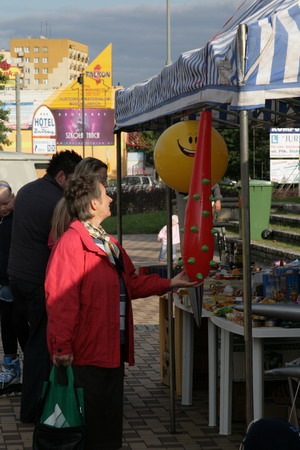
[0,0,244,87]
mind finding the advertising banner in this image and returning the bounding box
[0,62,22,87]
[32,105,57,154]
[270,128,300,158]
[33,138,56,154]
[51,108,114,146]
[270,159,299,183]
[3,102,34,130]
[45,44,113,110]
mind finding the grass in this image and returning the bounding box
[270,224,300,233]
[227,229,300,253]
[102,210,167,234]
[271,210,300,218]
[263,240,300,252]
[272,197,300,203]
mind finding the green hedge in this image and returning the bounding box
[109,188,175,216]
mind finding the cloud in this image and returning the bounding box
[0,1,241,87]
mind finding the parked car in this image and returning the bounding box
[0,151,51,193]
[106,179,117,195]
[121,175,156,192]
[219,179,237,187]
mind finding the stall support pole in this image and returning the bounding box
[240,109,254,426]
[238,22,254,428]
[116,131,122,246]
[166,186,176,433]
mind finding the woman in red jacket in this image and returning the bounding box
[45,174,197,450]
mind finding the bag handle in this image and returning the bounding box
[36,365,84,423]
[50,364,75,388]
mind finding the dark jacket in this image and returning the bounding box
[212,183,222,201]
[0,212,13,285]
[8,174,63,284]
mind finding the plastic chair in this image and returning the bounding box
[264,367,300,428]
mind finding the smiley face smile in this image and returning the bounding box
[177,139,196,157]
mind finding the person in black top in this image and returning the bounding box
[0,181,29,394]
[8,150,82,423]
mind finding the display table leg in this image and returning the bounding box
[208,320,217,426]
[253,337,264,420]
[181,310,194,405]
[219,328,233,435]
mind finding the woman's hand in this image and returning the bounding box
[53,354,73,367]
[170,271,201,288]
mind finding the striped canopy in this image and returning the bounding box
[115,0,300,130]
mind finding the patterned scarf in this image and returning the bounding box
[82,221,120,264]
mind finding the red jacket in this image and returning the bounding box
[45,220,171,367]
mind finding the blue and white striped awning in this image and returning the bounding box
[115,0,300,130]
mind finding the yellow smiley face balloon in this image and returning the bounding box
[154,120,228,192]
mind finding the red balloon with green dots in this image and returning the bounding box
[182,111,216,282]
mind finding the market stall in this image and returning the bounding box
[114,0,300,430]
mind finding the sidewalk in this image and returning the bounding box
[0,235,246,449]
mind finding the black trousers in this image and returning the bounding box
[9,278,50,423]
[73,357,125,450]
[0,299,29,355]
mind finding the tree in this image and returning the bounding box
[126,130,161,167]
[0,54,12,150]
[220,127,270,181]
[219,129,240,181]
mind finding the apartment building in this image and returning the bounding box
[10,37,88,90]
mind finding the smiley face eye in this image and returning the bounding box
[195,137,197,143]
[188,136,193,144]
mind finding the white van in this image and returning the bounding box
[0,151,51,193]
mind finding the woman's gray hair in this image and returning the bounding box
[64,174,101,221]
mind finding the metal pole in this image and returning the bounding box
[15,73,21,152]
[240,109,253,426]
[253,128,256,179]
[116,131,122,245]
[82,74,85,157]
[166,186,176,433]
[238,23,254,426]
[166,0,172,65]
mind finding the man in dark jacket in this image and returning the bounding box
[8,150,82,423]
[0,181,29,395]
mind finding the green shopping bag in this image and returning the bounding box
[39,365,84,428]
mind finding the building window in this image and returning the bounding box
[25,68,30,74]
[34,47,39,52]
[25,78,30,85]
[34,68,39,74]
[34,57,39,63]
[43,79,48,85]
[24,47,30,53]
[42,47,48,52]
[25,57,30,63]
[42,68,48,74]
[16,57,23,63]
[42,57,48,63]
[14,47,23,52]
[34,79,39,85]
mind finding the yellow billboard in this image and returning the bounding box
[45,43,113,109]
[0,63,22,86]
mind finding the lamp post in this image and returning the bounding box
[77,73,85,157]
[15,73,21,152]
[166,0,172,65]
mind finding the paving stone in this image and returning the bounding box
[0,235,244,450]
